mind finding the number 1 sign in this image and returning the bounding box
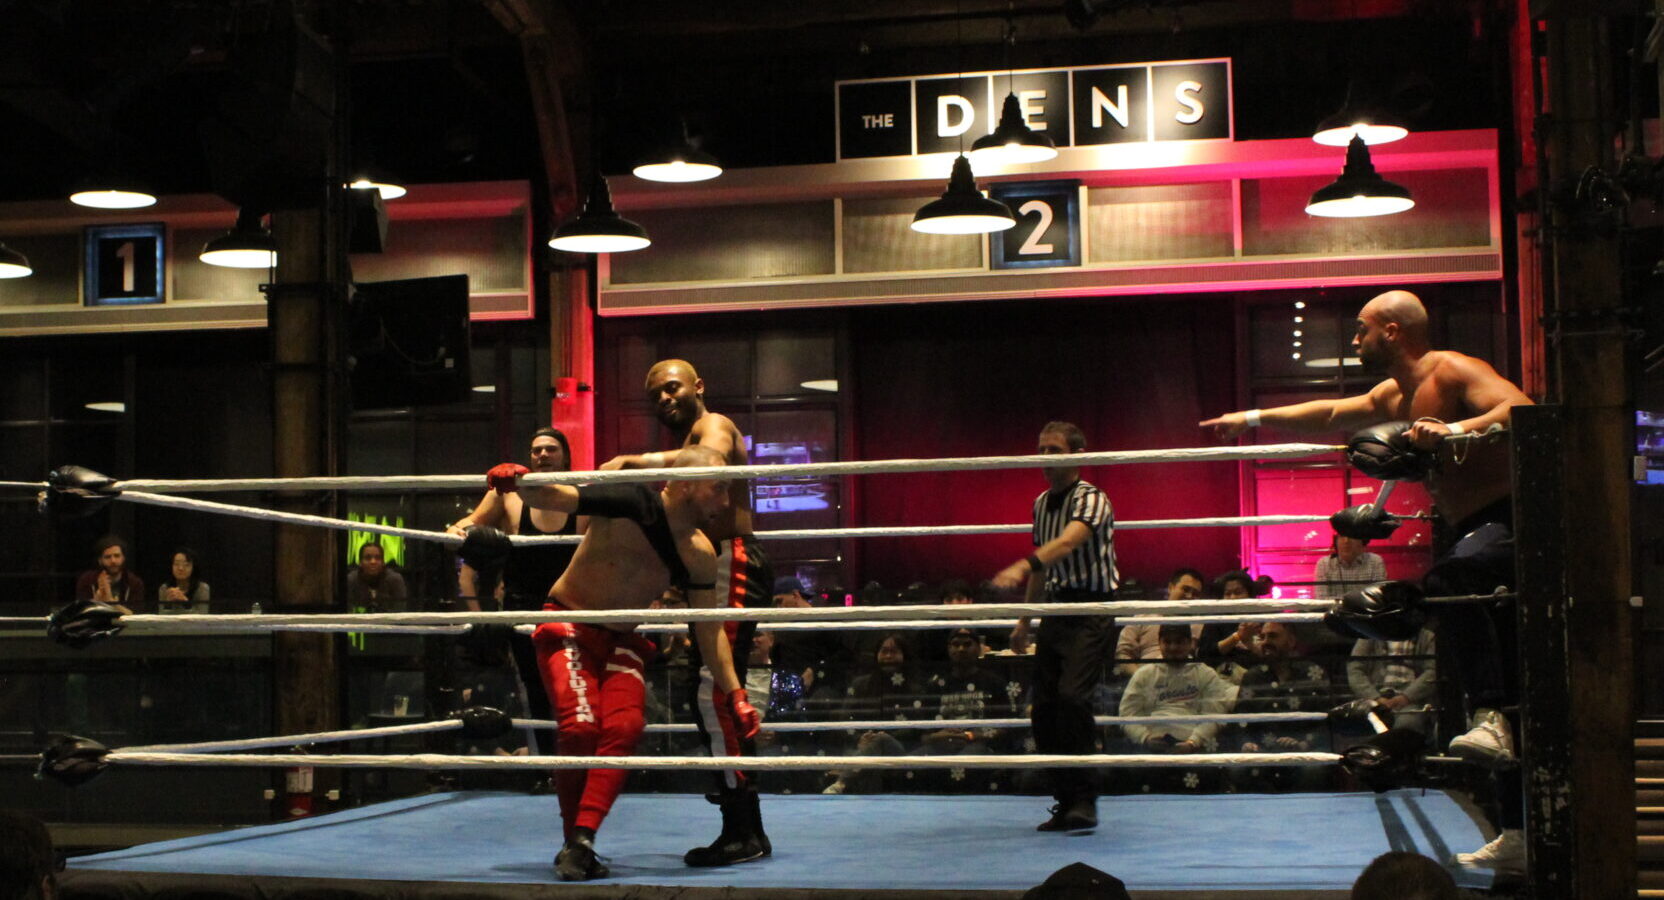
[84,223,165,306]
[988,181,1080,270]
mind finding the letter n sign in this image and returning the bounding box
[989,181,1080,270]
[84,223,166,306]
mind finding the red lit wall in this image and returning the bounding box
[848,295,1244,590]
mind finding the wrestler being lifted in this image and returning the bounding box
[457,445,758,881]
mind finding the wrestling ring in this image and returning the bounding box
[4,438,1518,898]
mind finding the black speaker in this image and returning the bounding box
[348,274,471,409]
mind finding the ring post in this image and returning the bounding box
[1513,404,1571,895]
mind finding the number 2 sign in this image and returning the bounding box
[84,223,165,306]
[988,181,1081,270]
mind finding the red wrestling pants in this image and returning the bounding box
[686,536,771,792]
[533,615,656,837]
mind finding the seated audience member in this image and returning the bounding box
[1197,570,1274,680]
[1114,568,1204,678]
[0,809,59,900]
[824,634,929,794]
[1120,625,1237,752]
[918,579,977,664]
[347,542,408,612]
[1347,627,1437,736]
[1120,625,1236,793]
[1350,851,1461,900]
[156,547,211,614]
[922,628,1015,755]
[769,576,852,702]
[1317,531,1388,596]
[1233,622,1334,792]
[75,535,145,612]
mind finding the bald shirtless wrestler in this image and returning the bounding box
[602,358,775,868]
[461,445,758,881]
[1200,289,1534,873]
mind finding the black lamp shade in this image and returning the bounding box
[0,241,32,278]
[912,155,1017,235]
[1305,137,1415,218]
[549,174,651,253]
[970,93,1059,165]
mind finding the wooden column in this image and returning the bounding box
[1528,10,1635,896]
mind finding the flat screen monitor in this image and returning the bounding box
[349,274,471,409]
[752,439,834,513]
[1640,410,1664,484]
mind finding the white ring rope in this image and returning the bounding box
[101,612,1327,638]
[119,491,465,546]
[108,443,1342,494]
[97,599,1335,629]
[110,490,1336,546]
[102,750,1343,771]
[120,720,465,755]
[116,621,473,636]
[628,712,1333,734]
[98,709,1341,758]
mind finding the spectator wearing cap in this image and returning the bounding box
[771,576,852,704]
[1120,624,1237,752]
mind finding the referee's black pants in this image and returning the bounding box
[1030,590,1115,804]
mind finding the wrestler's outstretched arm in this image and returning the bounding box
[1200,383,1391,439]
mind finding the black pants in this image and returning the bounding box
[1426,498,1522,830]
[504,593,556,755]
[1031,595,1115,803]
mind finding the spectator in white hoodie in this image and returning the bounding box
[1119,624,1237,753]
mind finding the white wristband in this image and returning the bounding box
[1244,409,1262,428]
[1447,422,1465,436]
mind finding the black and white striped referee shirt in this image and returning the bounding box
[1031,479,1119,594]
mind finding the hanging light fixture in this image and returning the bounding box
[347,164,407,200]
[69,175,157,210]
[0,241,33,278]
[971,15,1056,166]
[912,154,1017,234]
[1311,103,1408,147]
[633,120,722,183]
[1305,136,1414,218]
[199,209,278,268]
[971,92,1059,166]
[548,173,650,253]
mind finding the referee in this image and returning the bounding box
[992,420,1118,832]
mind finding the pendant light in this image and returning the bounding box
[1305,136,1414,218]
[971,93,1059,165]
[1312,101,1407,147]
[970,15,1056,166]
[0,241,33,278]
[348,164,407,200]
[912,154,1017,234]
[548,172,651,253]
[69,178,158,210]
[199,209,278,268]
[634,120,722,183]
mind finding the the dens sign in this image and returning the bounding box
[837,59,1231,160]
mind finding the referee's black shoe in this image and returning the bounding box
[1036,797,1097,832]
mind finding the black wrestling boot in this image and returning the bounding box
[683,789,769,867]
[554,829,610,881]
[1035,796,1097,832]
